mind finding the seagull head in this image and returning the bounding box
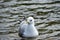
[27,17,34,24]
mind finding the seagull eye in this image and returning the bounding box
[30,20,32,21]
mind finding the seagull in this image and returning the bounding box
[18,17,38,38]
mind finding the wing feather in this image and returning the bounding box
[18,20,27,37]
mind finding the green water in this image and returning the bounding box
[0,0,60,40]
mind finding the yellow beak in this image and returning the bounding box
[26,20,28,23]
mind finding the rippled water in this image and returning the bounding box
[0,0,60,40]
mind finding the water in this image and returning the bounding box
[0,0,60,40]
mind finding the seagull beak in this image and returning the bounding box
[26,21,29,24]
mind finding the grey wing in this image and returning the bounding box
[18,20,27,37]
